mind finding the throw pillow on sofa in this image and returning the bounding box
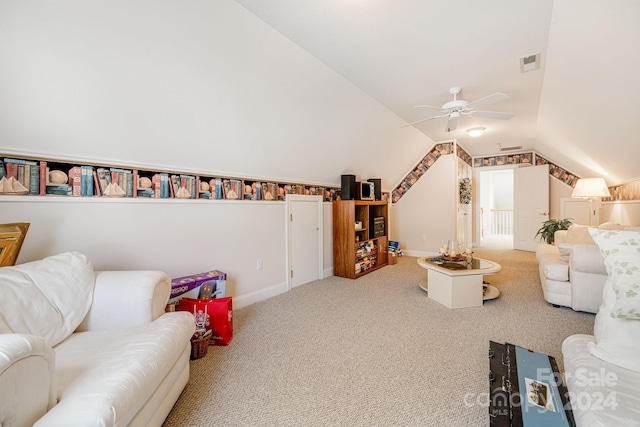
[588,228,640,372]
[0,252,95,347]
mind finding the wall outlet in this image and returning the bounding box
[256,258,263,270]
[421,234,427,241]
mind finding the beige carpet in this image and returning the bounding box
[163,248,594,426]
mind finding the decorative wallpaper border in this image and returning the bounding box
[391,142,453,203]
[473,152,533,168]
[387,144,639,204]
[605,179,640,202]
[456,144,473,167]
[534,154,580,187]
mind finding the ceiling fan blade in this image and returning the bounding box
[414,104,445,111]
[445,113,458,132]
[466,92,509,109]
[469,110,515,120]
[402,114,449,127]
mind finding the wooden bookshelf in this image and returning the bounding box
[333,200,389,279]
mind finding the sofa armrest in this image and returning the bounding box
[553,229,568,245]
[76,270,171,332]
[569,244,607,275]
[0,334,56,427]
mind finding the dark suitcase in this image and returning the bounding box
[489,341,576,427]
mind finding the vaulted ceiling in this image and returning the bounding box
[235,0,640,185]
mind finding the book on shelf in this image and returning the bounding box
[223,179,241,200]
[81,165,94,196]
[68,166,82,196]
[263,183,276,201]
[214,178,223,199]
[3,158,39,195]
[174,174,195,199]
[110,168,133,197]
[95,168,110,195]
[132,170,139,198]
[151,172,171,198]
[152,174,161,198]
[92,170,102,197]
[39,161,46,195]
[46,185,72,196]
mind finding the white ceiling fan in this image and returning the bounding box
[403,87,515,132]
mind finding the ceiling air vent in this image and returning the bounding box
[520,52,540,73]
[498,144,522,152]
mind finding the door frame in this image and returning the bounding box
[285,194,323,290]
[473,165,515,247]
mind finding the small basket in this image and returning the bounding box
[190,333,212,360]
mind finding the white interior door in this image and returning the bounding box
[514,165,549,251]
[287,195,322,288]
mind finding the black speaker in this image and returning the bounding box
[341,174,356,200]
[368,178,381,201]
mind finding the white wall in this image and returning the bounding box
[0,0,437,308]
[491,170,513,210]
[549,176,574,220]
[2,198,290,309]
[390,155,456,256]
[602,201,640,226]
[0,0,432,190]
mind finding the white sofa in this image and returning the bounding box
[0,252,196,427]
[535,225,608,313]
[562,334,640,426]
[562,228,640,426]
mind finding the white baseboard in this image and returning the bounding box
[232,281,289,309]
[323,267,333,278]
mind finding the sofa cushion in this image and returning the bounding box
[0,252,95,347]
[590,229,640,318]
[588,228,640,372]
[598,221,625,230]
[557,225,598,262]
[562,334,640,426]
[38,312,194,427]
[541,259,569,281]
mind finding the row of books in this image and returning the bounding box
[0,158,42,195]
[0,157,341,201]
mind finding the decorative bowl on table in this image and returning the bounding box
[441,254,467,262]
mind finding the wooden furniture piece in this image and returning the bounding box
[0,222,29,267]
[417,256,501,308]
[333,200,388,279]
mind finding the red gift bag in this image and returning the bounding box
[178,297,233,346]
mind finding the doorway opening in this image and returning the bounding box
[478,169,513,249]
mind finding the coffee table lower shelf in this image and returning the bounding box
[418,279,500,301]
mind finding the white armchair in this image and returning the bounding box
[0,253,195,427]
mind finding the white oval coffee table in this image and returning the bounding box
[417,256,501,309]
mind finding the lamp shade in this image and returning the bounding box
[571,178,611,198]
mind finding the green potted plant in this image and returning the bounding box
[535,218,573,244]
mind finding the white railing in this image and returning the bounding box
[490,209,513,235]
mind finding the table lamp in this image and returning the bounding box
[571,178,611,226]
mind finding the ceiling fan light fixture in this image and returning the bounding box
[467,127,485,137]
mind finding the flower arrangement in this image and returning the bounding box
[459,178,471,204]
